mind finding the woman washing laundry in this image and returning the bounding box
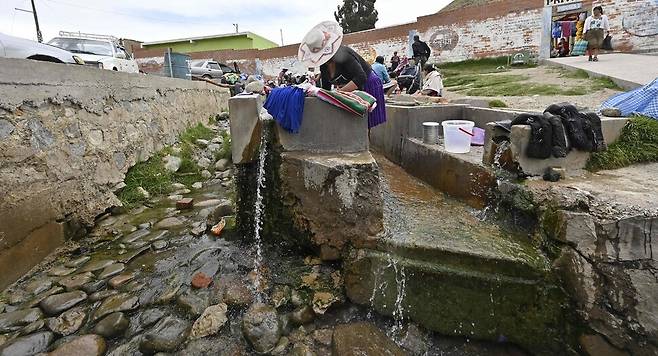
[584,6,610,62]
[414,64,443,97]
[298,21,386,128]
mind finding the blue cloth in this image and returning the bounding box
[371,62,391,84]
[601,77,658,120]
[264,86,306,133]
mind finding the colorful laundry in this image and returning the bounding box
[308,86,377,117]
[264,86,306,134]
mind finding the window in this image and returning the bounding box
[207,63,221,70]
[48,38,113,56]
[220,64,233,73]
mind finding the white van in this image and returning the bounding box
[48,31,139,73]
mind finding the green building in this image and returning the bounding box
[141,32,278,53]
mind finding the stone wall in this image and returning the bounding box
[0,58,230,289]
[135,0,658,77]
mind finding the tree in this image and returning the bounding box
[334,0,378,34]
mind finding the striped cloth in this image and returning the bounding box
[601,77,658,120]
[309,87,377,117]
[571,40,588,56]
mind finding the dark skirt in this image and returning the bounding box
[586,28,604,50]
[363,71,387,128]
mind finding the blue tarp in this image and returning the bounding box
[601,77,658,119]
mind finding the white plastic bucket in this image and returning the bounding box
[442,120,475,153]
[422,122,440,145]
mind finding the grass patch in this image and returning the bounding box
[437,56,537,78]
[586,116,658,171]
[118,123,217,208]
[592,76,622,90]
[214,130,232,162]
[565,69,590,79]
[489,99,508,108]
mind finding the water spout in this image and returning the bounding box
[251,127,268,302]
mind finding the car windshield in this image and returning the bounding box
[48,38,113,56]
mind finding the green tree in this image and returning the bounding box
[334,0,378,34]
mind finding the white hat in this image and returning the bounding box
[298,21,343,67]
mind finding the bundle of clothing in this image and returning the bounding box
[601,77,658,120]
[511,103,606,159]
[264,85,377,134]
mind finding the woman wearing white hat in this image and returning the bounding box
[298,21,386,128]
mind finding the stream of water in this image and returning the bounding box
[250,129,268,303]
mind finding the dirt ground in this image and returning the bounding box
[443,66,622,112]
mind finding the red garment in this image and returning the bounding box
[561,21,573,38]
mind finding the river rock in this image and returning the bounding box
[224,282,254,307]
[89,290,119,302]
[242,303,282,354]
[0,331,53,356]
[214,158,230,171]
[65,256,91,268]
[98,263,126,279]
[39,291,87,316]
[137,187,150,199]
[23,286,64,309]
[197,157,212,169]
[107,335,142,356]
[291,343,316,356]
[192,182,203,189]
[58,272,95,290]
[49,334,106,356]
[140,308,166,328]
[25,279,54,296]
[168,194,184,201]
[206,201,235,225]
[109,273,136,289]
[46,306,84,335]
[271,336,290,355]
[312,329,333,346]
[195,199,223,208]
[82,260,115,273]
[0,308,44,333]
[18,319,44,336]
[191,272,213,289]
[152,240,168,250]
[155,217,184,229]
[290,306,315,326]
[139,316,190,354]
[332,322,405,356]
[201,170,212,179]
[119,246,150,264]
[196,139,209,147]
[190,303,228,339]
[121,229,151,243]
[176,293,209,317]
[93,293,139,321]
[48,266,76,277]
[93,312,130,338]
[164,155,182,172]
[82,280,107,294]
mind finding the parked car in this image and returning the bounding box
[191,60,235,79]
[0,32,84,65]
[48,32,138,73]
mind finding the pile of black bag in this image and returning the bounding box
[511,103,606,159]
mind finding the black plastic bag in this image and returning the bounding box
[602,35,613,50]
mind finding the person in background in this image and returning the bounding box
[414,64,443,97]
[372,56,398,95]
[557,37,570,57]
[298,21,386,128]
[412,35,431,67]
[306,67,318,86]
[233,61,240,74]
[278,68,289,85]
[584,6,609,62]
[390,51,400,71]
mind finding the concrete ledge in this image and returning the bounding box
[229,95,263,164]
[276,98,368,153]
[400,138,496,209]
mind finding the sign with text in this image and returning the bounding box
[545,0,579,7]
[557,2,582,12]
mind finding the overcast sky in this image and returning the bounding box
[1,0,452,45]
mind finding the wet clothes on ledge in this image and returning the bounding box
[511,103,605,159]
[264,86,306,134]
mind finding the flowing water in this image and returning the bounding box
[250,130,269,302]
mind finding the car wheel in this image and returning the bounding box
[113,67,118,71]
[202,75,212,79]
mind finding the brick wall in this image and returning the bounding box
[134,0,657,77]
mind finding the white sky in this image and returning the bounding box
[0,0,453,45]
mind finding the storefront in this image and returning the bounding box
[548,0,592,57]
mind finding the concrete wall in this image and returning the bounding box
[0,58,230,289]
[134,0,658,77]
